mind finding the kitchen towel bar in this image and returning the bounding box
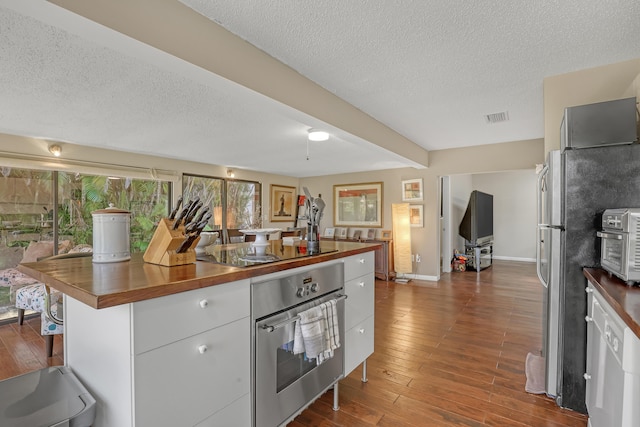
[261,294,347,332]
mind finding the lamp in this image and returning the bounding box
[227,169,235,178]
[392,203,412,283]
[307,129,329,141]
[48,144,62,157]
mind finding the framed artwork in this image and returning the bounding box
[353,230,362,240]
[324,227,335,238]
[333,182,383,227]
[409,204,424,228]
[402,178,423,202]
[270,184,296,222]
[367,228,376,239]
[380,230,392,240]
[335,227,348,238]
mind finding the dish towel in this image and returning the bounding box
[525,352,546,394]
[293,299,341,365]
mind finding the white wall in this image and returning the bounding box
[451,170,537,262]
[449,174,473,255]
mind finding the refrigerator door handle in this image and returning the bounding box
[536,225,548,288]
[536,164,550,288]
[536,163,549,226]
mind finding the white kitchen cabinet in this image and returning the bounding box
[343,252,375,377]
[65,279,251,427]
[585,282,640,427]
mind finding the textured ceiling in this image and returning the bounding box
[1,1,639,177]
[181,0,640,149]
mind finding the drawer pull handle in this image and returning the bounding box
[585,315,593,322]
[358,328,365,334]
[198,345,208,354]
[358,281,365,288]
[359,258,366,264]
[199,299,209,309]
[585,287,594,294]
[583,373,591,381]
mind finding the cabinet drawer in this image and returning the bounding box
[344,315,374,376]
[134,317,250,427]
[133,279,249,354]
[344,251,375,281]
[196,393,250,427]
[345,273,375,330]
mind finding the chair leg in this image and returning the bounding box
[45,335,54,358]
[17,308,25,325]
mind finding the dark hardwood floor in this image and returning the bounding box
[0,260,588,426]
[291,260,588,427]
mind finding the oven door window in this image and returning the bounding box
[601,233,627,273]
[276,328,316,392]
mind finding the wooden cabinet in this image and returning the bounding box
[343,252,375,376]
[65,279,251,427]
[327,238,394,280]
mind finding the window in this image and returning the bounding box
[183,174,261,243]
[57,172,170,252]
[0,166,170,323]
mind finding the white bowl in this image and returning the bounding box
[196,231,218,253]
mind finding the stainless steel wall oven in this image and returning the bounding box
[251,262,345,427]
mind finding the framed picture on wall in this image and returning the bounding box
[333,182,383,227]
[270,184,296,222]
[409,204,424,228]
[324,227,335,238]
[401,179,423,202]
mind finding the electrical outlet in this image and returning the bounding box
[411,254,415,262]
[416,254,421,263]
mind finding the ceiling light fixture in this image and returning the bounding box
[307,129,329,141]
[48,144,62,157]
[227,169,235,178]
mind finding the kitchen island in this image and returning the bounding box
[19,240,379,427]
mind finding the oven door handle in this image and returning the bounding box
[596,231,623,240]
[261,294,348,333]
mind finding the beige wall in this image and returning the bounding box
[301,138,544,279]
[544,58,640,153]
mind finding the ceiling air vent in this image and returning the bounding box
[485,111,509,124]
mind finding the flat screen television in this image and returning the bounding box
[459,190,493,246]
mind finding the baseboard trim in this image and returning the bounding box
[493,256,535,263]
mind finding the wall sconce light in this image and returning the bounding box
[307,129,329,141]
[48,144,62,157]
[227,169,235,178]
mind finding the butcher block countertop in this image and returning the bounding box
[583,267,640,338]
[18,240,380,310]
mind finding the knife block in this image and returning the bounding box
[143,218,201,266]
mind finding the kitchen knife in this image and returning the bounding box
[184,200,203,225]
[168,195,183,220]
[172,200,193,230]
[192,206,210,225]
[176,219,210,253]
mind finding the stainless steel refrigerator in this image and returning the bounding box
[536,143,640,413]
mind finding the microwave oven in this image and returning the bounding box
[597,208,640,284]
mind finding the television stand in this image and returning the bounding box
[465,241,493,272]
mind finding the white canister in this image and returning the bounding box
[92,204,131,263]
